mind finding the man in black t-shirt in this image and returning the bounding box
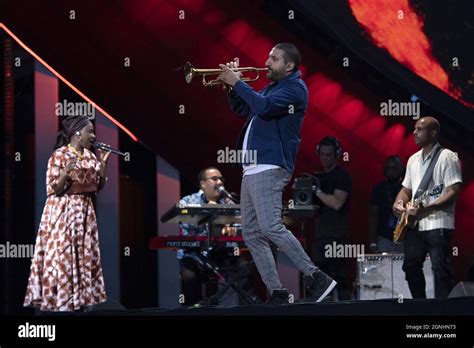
[312,136,352,300]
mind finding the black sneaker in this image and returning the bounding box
[265,289,290,305]
[304,271,337,302]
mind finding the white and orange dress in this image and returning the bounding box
[24,145,107,311]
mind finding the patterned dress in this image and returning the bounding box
[24,145,107,311]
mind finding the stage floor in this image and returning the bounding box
[84,296,474,316]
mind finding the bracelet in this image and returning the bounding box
[315,188,322,196]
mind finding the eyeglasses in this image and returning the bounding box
[203,176,225,182]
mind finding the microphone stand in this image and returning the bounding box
[219,188,240,204]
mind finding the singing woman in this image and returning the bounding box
[24,115,111,311]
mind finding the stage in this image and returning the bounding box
[2,0,474,345]
[84,296,474,316]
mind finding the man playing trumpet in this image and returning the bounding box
[217,43,337,304]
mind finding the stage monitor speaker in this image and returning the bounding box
[448,282,474,298]
[357,254,434,300]
[85,297,127,312]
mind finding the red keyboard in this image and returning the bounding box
[150,235,247,250]
[150,235,304,251]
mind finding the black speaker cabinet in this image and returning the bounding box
[85,297,127,312]
[292,177,313,205]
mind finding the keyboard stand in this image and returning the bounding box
[181,251,259,306]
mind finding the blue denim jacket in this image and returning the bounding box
[227,70,308,174]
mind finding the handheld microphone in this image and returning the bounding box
[93,142,126,157]
[218,186,240,203]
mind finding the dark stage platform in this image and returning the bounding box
[85,296,474,316]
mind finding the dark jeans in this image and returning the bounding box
[312,237,351,300]
[402,228,453,299]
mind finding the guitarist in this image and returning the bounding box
[392,117,462,299]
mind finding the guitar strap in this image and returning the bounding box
[414,144,443,200]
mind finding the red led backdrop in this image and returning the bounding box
[1,0,473,282]
[349,0,471,108]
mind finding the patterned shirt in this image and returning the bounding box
[402,144,462,231]
[178,190,231,236]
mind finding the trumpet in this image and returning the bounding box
[184,62,268,87]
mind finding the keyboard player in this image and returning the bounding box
[178,167,247,306]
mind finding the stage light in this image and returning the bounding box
[0,23,139,142]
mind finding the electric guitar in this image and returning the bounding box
[392,184,444,243]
